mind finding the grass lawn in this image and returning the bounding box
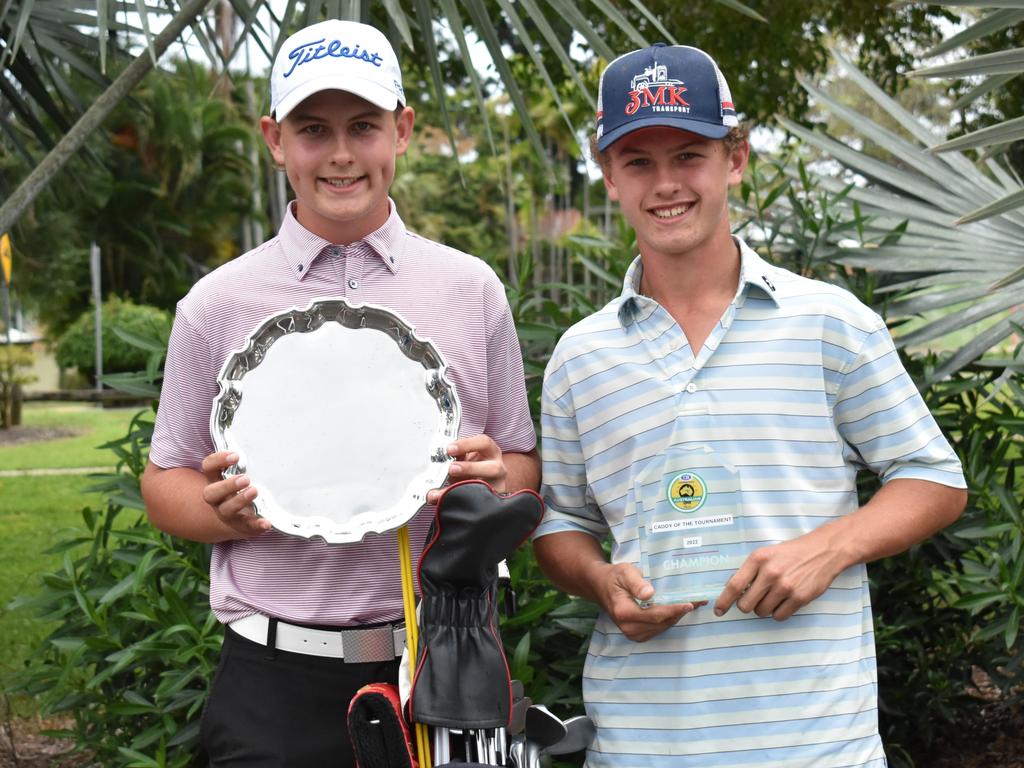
[0,474,107,686]
[0,402,144,713]
[0,402,143,470]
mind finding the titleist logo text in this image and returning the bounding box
[283,38,383,78]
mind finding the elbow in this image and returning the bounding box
[139,463,169,531]
[948,486,968,525]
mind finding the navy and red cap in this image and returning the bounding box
[596,43,738,152]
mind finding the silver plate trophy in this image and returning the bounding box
[210,298,461,543]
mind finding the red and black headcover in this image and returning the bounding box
[409,480,543,729]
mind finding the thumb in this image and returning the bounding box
[616,565,655,602]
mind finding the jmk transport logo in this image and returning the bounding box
[625,62,690,116]
[667,471,706,513]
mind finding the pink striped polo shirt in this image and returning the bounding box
[150,200,536,626]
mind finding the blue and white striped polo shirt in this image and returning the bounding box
[536,238,965,767]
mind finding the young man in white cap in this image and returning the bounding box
[533,43,966,767]
[141,19,539,766]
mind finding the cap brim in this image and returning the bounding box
[597,115,729,152]
[274,75,400,121]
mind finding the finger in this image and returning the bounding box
[447,435,498,460]
[620,603,696,642]
[215,484,260,522]
[201,451,239,478]
[614,564,655,602]
[752,589,782,618]
[203,474,251,507]
[448,459,503,482]
[770,596,802,622]
[737,575,774,615]
[715,558,758,616]
[426,488,443,505]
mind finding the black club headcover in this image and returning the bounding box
[410,480,543,729]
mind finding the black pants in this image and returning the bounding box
[196,626,401,768]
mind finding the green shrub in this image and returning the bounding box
[9,172,1021,766]
[55,298,171,380]
[871,359,1023,765]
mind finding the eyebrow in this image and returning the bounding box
[288,108,384,123]
[618,138,712,156]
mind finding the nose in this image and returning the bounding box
[328,134,355,166]
[651,165,681,197]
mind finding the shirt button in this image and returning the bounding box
[348,278,359,289]
[328,247,341,257]
[685,382,698,394]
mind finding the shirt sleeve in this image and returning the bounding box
[534,351,610,541]
[149,302,219,470]
[833,321,966,489]
[481,275,537,455]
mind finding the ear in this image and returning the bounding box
[394,106,415,157]
[726,139,749,186]
[260,116,285,168]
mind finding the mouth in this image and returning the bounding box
[320,175,365,189]
[649,202,694,219]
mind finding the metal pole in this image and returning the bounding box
[90,242,103,392]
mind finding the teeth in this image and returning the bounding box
[652,204,691,218]
[324,177,360,188]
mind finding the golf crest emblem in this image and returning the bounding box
[667,471,707,513]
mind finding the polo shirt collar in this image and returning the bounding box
[278,199,406,280]
[617,236,781,326]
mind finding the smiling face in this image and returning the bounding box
[260,89,414,244]
[602,126,747,265]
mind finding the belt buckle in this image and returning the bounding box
[342,625,399,664]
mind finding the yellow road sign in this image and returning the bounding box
[0,233,11,285]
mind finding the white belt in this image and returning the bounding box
[229,613,406,663]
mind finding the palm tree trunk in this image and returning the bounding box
[0,0,217,236]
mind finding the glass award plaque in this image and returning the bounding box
[635,444,750,604]
[209,298,461,544]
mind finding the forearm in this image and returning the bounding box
[533,531,611,604]
[819,477,967,571]
[503,448,541,492]
[141,462,242,544]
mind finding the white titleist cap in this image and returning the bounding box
[270,19,406,121]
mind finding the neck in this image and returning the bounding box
[293,199,391,245]
[638,234,741,308]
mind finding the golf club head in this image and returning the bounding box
[524,704,566,748]
[508,695,532,736]
[542,715,596,755]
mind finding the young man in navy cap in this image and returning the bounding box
[141,19,539,766]
[533,44,966,766]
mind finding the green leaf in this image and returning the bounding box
[911,47,1024,79]
[954,591,1005,612]
[1006,605,1020,650]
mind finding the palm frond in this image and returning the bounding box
[775,50,1023,380]
[1,0,763,237]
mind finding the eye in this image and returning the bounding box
[351,120,376,134]
[625,157,649,167]
[299,124,325,136]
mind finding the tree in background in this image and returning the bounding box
[4,62,259,334]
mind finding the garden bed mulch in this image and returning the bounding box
[0,425,79,447]
[2,710,1023,768]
